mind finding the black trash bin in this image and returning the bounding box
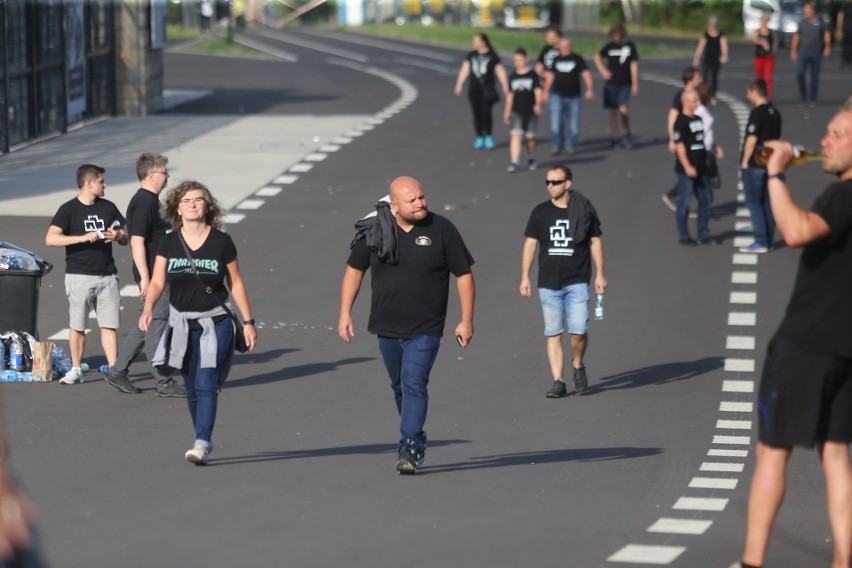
[0,270,43,338]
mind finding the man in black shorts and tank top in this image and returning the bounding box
[734,97,852,568]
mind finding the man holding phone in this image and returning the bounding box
[520,165,607,398]
[338,176,476,475]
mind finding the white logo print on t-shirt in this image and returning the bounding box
[83,215,106,233]
[548,220,574,256]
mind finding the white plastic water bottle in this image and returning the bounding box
[594,293,604,321]
[9,335,24,371]
[0,339,5,371]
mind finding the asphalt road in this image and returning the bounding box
[1,28,850,567]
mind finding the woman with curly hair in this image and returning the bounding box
[140,180,257,465]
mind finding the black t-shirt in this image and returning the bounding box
[673,113,707,175]
[347,212,474,339]
[524,192,602,290]
[741,103,782,167]
[537,45,559,74]
[157,229,237,313]
[702,32,724,67]
[755,30,775,57]
[598,41,638,86]
[844,5,852,33]
[671,88,684,112]
[126,188,171,283]
[49,197,125,275]
[777,181,852,358]
[550,53,588,97]
[466,50,501,92]
[509,70,541,117]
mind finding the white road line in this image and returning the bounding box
[332,136,353,144]
[716,419,752,430]
[673,497,729,511]
[357,124,375,131]
[719,401,753,413]
[394,56,453,73]
[275,175,299,184]
[345,130,365,137]
[736,206,751,217]
[689,477,738,490]
[647,518,713,535]
[733,253,759,265]
[726,336,755,350]
[223,213,246,224]
[236,199,264,210]
[736,192,745,203]
[735,221,753,232]
[318,30,457,62]
[319,145,341,152]
[289,163,313,173]
[724,358,755,372]
[256,187,281,197]
[713,435,751,445]
[733,236,755,248]
[233,35,298,62]
[708,448,749,458]
[730,292,757,304]
[722,380,754,393]
[607,544,686,564]
[252,29,369,63]
[701,463,744,473]
[731,271,757,284]
[728,312,756,326]
[303,153,327,162]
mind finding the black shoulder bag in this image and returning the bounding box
[177,233,249,353]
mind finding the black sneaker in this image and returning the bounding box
[697,237,721,246]
[156,380,187,398]
[572,366,589,394]
[104,371,142,394]
[546,380,568,398]
[679,237,698,247]
[396,445,424,475]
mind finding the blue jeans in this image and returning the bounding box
[676,173,711,240]
[549,94,581,148]
[741,167,775,248]
[538,283,589,336]
[796,51,822,102]
[182,318,234,443]
[377,335,441,453]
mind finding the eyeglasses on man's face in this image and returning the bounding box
[151,170,169,177]
[545,179,567,186]
[179,197,206,206]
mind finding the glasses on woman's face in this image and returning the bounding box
[179,197,206,206]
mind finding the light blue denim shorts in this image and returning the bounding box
[538,283,589,336]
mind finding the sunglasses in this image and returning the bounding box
[545,179,567,186]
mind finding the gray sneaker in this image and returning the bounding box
[546,380,568,398]
[104,371,142,394]
[572,366,589,394]
[156,380,187,398]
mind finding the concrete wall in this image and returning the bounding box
[115,1,164,116]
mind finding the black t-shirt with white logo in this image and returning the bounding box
[673,113,707,175]
[524,192,602,290]
[49,197,126,275]
[741,103,782,168]
[550,53,588,98]
[126,188,171,283]
[537,45,559,73]
[466,50,501,92]
[777,180,852,358]
[156,229,237,313]
[598,41,638,86]
[509,70,541,117]
[347,212,474,339]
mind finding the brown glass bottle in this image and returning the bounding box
[755,145,822,167]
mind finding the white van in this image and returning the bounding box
[742,0,831,47]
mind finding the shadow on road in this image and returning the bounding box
[224,355,375,388]
[208,439,470,466]
[589,356,724,394]
[419,446,663,474]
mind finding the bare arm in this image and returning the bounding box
[667,108,679,153]
[581,69,594,100]
[495,63,510,95]
[791,32,800,60]
[590,236,607,294]
[225,258,257,351]
[720,35,729,63]
[519,237,538,297]
[139,255,167,332]
[533,86,543,115]
[45,225,98,247]
[764,140,831,247]
[454,272,475,347]
[676,142,696,178]
[503,90,514,124]
[338,265,365,343]
[130,236,150,298]
[593,53,610,80]
[693,36,706,67]
[629,60,639,95]
[454,61,470,96]
[823,28,832,56]
[741,134,758,169]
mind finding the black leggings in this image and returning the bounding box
[468,92,494,137]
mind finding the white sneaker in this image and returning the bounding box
[59,367,84,385]
[185,444,212,466]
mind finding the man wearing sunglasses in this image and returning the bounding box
[520,165,607,398]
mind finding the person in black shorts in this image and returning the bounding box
[593,23,639,149]
[734,97,852,568]
[140,181,257,466]
[339,176,475,475]
[503,48,542,172]
[105,153,185,397]
[453,33,509,151]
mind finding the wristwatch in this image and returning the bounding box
[767,172,786,182]
[244,319,256,326]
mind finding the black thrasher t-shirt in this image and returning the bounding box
[156,229,237,313]
[524,193,602,290]
[777,181,852,358]
[126,188,170,283]
[347,212,474,339]
[49,197,126,275]
[741,103,782,167]
[537,45,559,73]
[598,41,638,86]
[509,70,541,117]
[673,113,707,175]
[550,53,588,98]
